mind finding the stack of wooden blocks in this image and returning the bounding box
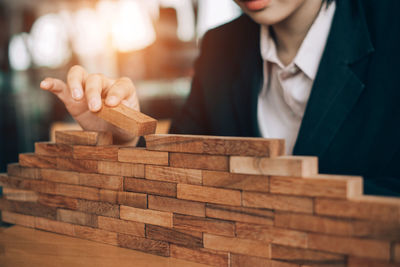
[1,131,400,266]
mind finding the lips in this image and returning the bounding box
[239,0,271,11]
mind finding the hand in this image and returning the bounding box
[40,65,140,144]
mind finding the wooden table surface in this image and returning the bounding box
[0,225,210,267]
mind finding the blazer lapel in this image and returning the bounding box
[293,0,374,157]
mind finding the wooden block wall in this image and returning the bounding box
[1,132,400,267]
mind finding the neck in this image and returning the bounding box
[271,1,323,65]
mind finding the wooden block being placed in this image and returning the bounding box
[76,199,119,218]
[118,233,169,257]
[98,216,145,237]
[230,156,318,177]
[73,145,118,161]
[170,153,229,171]
[95,103,157,136]
[203,233,270,258]
[120,205,172,227]
[145,165,202,185]
[37,194,78,210]
[2,187,38,202]
[203,171,269,192]
[118,147,169,165]
[41,169,80,185]
[146,225,203,248]
[78,173,123,191]
[242,192,313,214]
[19,153,57,169]
[34,142,73,157]
[74,225,118,245]
[171,245,229,267]
[55,131,112,146]
[177,184,241,206]
[145,134,285,157]
[7,163,41,179]
[35,217,75,236]
[230,254,297,267]
[124,177,176,197]
[1,211,35,228]
[117,191,147,209]
[98,161,144,177]
[173,214,235,237]
[148,195,205,217]
[57,209,98,227]
[57,158,98,173]
[270,174,363,199]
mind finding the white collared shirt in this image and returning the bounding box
[257,2,336,155]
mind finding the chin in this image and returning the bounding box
[244,9,286,26]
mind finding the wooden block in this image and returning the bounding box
[170,153,229,171]
[270,174,363,199]
[78,173,123,190]
[308,233,390,260]
[37,194,78,210]
[100,189,118,204]
[148,195,205,217]
[7,163,41,179]
[236,222,307,248]
[146,224,203,248]
[117,191,147,209]
[2,187,38,202]
[98,216,145,237]
[145,165,202,185]
[348,257,400,267]
[41,169,80,185]
[19,153,57,169]
[203,233,270,258]
[230,156,318,177]
[242,192,313,213]
[271,244,345,265]
[118,147,169,165]
[203,171,269,192]
[34,142,73,157]
[57,209,98,227]
[55,183,100,201]
[0,199,57,220]
[95,103,157,136]
[205,204,274,225]
[56,157,98,173]
[145,134,285,157]
[73,145,119,161]
[177,184,241,206]
[230,254,298,267]
[170,245,229,267]
[35,217,75,236]
[55,130,112,146]
[0,174,25,189]
[1,211,35,228]
[352,220,400,240]
[76,199,119,218]
[118,233,169,257]
[124,177,176,197]
[74,225,118,245]
[120,205,172,227]
[395,243,400,263]
[98,161,144,177]
[173,214,235,237]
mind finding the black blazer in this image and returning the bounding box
[170,0,400,196]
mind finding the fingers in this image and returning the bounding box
[67,65,87,100]
[85,73,106,112]
[105,77,135,107]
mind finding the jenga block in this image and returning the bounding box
[203,233,270,258]
[308,233,390,260]
[57,209,98,227]
[145,165,202,185]
[270,174,363,199]
[236,222,307,248]
[230,156,318,177]
[271,244,345,265]
[37,194,78,210]
[124,177,176,197]
[173,214,235,237]
[348,257,400,267]
[145,134,285,157]
[7,163,41,179]
[120,205,173,227]
[1,211,35,228]
[95,103,157,136]
[56,158,98,173]
[73,145,119,161]
[74,224,118,245]
[55,130,112,146]
[118,233,169,257]
[0,174,25,189]
[76,199,119,218]
[34,142,73,157]
[0,199,57,220]
[98,161,144,177]
[19,153,57,169]
[170,153,229,171]
[2,187,38,202]
[148,195,205,217]
[55,183,100,201]
[100,189,118,204]
[352,220,400,240]
[242,192,313,213]
[230,254,298,267]
[395,243,400,263]
[78,173,123,190]
[118,147,169,165]
[35,217,75,236]
[98,216,145,237]
[117,191,147,209]
[203,171,269,192]
[205,204,274,226]
[170,245,229,267]
[146,224,203,248]
[41,169,80,185]
[177,184,241,206]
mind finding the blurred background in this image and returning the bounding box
[0,0,241,172]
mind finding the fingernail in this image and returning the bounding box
[106,96,118,106]
[89,99,101,111]
[72,88,83,99]
[40,81,50,89]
